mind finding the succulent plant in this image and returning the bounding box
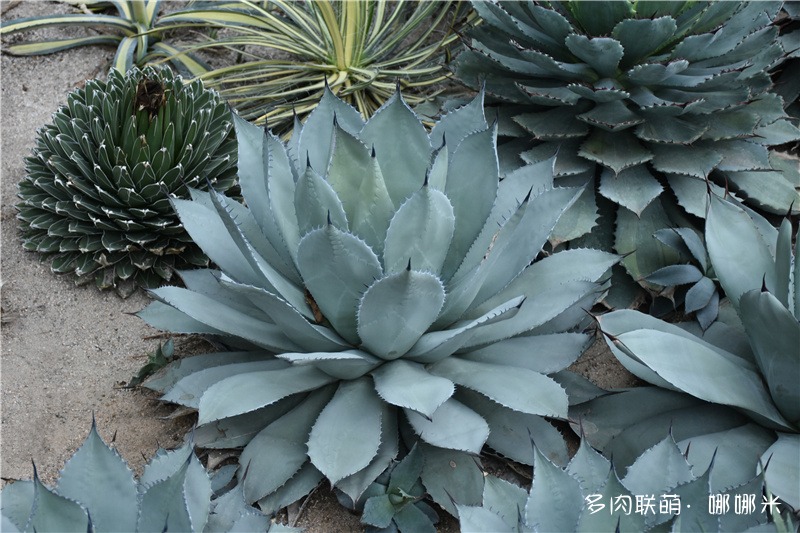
[644,227,721,330]
[454,0,800,299]
[16,66,237,297]
[0,419,293,533]
[0,0,209,73]
[458,436,795,532]
[154,0,475,133]
[573,192,800,512]
[137,86,618,515]
[336,444,439,533]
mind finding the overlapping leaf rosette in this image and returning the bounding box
[454,1,800,295]
[138,87,617,515]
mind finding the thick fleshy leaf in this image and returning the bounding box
[612,16,678,65]
[138,457,197,533]
[431,358,568,418]
[576,466,646,532]
[566,439,611,492]
[459,388,569,466]
[760,433,800,509]
[420,445,484,516]
[55,421,138,531]
[578,129,652,174]
[256,462,323,515]
[645,264,704,287]
[616,329,791,429]
[598,166,662,215]
[360,90,432,207]
[740,290,800,427]
[441,125,499,279]
[266,132,302,259]
[277,350,381,380]
[383,185,455,275]
[615,199,679,283]
[297,84,364,174]
[405,399,489,454]
[30,471,88,533]
[525,445,582,532]
[149,286,299,352]
[239,387,334,503]
[429,91,487,154]
[294,166,348,236]
[651,143,722,178]
[357,269,445,360]
[197,366,335,424]
[706,194,775,308]
[371,360,454,418]
[296,224,383,344]
[460,332,592,375]
[622,434,694,497]
[457,504,517,532]
[307,378,383,484]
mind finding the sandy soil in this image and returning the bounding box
[0,2,635,531]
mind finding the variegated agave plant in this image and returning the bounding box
[16,66,237,296]
[454,0,800,297]
[137,87,618,516]
[458,436,795,532]
[574,193,800,513]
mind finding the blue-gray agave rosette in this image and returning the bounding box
[138,87,617,515]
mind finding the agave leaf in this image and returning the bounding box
[685,277,716,314]
[55,421,138,531]
[308,378,383,484]
[460,332,592,375]
[598,166,662,216]
[294,166,349,236]
[525,445,582,532]
[472,186,581,307]
[615,199,679,283]
[457,504,517,533]
[371,360,454,418]
[405,399,489,454]
[197,366,335,424]
[277,350,381,380]
[240,386,334,503]
[256,462,324,515]
[172,197,261,286]
[336,406,399,504]
[219,279,348,352]
[357,269,446,360]
[195,396,304,450]
[739,290,800,427]
[774,219,792,310]
[724,170,800,216]
[430,357,568,419]
[266,132,302,259]
[720,472,768,532]
[551,177,598,244]
[138,457,195,533]
[297,85,364,174]
[459,388,569,467]
[441,125,499,280]
[614,329,791,429]
[677,423,774,493]
[296,224,383,344]
[149,286,300,352]
[393,502,437,533]
[325,128,394,255]
[645,264,704,286]
[670,461,717,533]
[420,445,484,517]
[163,360,288,409]
[612,16,678,65]
[576,465,646,532]
[622,434,694,497]
[760,433,800,510]
[429,91,487,153]
[361,494,396,528]
[578,129,652,174]
[565,35,624,78]
[0,480,34,531]
[650,143,722,178]
[206,482,270,533]
[143,350,273,394]
[706,194,776,309]
[566,439,611,492]
[360,90,432,207]
[382,185,455,275]
[29,471,89,533]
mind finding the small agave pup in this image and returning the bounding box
[16,66,237,297]
[454,0,800,296]
[138,87,618,517]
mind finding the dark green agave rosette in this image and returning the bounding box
[16,66,237,296]
[454,0,800,300]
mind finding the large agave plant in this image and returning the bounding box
[137,87,618,516]
[156,0,474,133]
[16,66,237,296]
[0,419,293,532]
[573,192,800,512]
[454,0,800,295]
[458,436,795,532]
